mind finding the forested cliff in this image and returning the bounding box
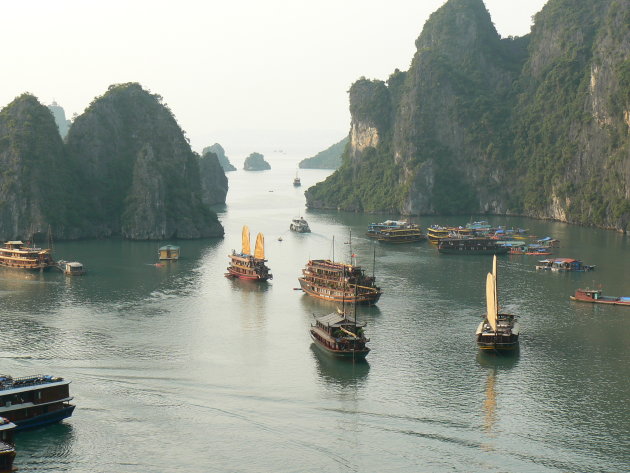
[0,83,224,240]
[306,0,630,232]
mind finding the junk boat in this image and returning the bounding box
[476,256,520,351]
[158,245,180,261]
[437,238,509,255]
[427,225,473,244]
[290,217,311,233]
[0,241,55,271]
[293,172,301,187]
[226,226,272,281]
[570,288,630,306]
[0,417,16,473]
[298,259,381,305]
[0,374,75,430]
[535,258,595,272]
[310,309,370,359]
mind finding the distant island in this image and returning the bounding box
[299,137,348,169]
[243,152,271,171]
[47,101,71,138]
[0,83,225,240]
[202,143,236,172]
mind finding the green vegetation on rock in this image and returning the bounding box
[299,137,348,169]
[306,0,630,232]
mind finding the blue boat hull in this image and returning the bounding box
[14,405,75,431]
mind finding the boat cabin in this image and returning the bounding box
[158,245,180,261]
[63,261,85,276]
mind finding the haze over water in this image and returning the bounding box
[2,156,629,472]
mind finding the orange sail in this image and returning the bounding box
[242,226,251,255]
[254,233,265,260]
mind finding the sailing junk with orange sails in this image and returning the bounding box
[226,226,272,281]
[476,255,519,351]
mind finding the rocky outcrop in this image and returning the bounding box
[47,101,71,139]
[202,143,236,172]
[243,152,271,171]
[0,94,80,241]
[65,82,223,239]
[299,137,348,169]
[199,151,228,205]
[306,0,630,232]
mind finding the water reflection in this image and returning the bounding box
[311,345,370,388]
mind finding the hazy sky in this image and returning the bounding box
[2,0,548,159]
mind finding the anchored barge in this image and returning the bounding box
[298,259,381,305]
[570,288,630,306]
[0,374,75,430]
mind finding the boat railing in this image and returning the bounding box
[0,375,61,391]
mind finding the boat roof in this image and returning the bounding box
[5,241,24,245]
[159,245,180,250]
[315,312,366,327]
[66,262,83,268]
[553,258,578,263]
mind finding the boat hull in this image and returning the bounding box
[570,295,630,306]
[225,268,270,281]
[310,333,370,359]
[13,404,75,431]
[298,278,381,305]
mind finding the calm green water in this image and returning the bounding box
[2,157,629,472]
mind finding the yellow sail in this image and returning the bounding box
[492,254,498,310]
[242,226,251,255]
[254,232,265,259]
[486,272,498,332]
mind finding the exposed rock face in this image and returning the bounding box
[47,101,71,139]
[202,143,236,172]
[243,152,271,171]
[306,0,630,232]
[0,94,78,240]
[199,151,228,205]
[66,82,223,239]
[299,137,348,169]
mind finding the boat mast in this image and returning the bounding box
[372,246,376,279]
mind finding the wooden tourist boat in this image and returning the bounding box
[158,245,180,260]
[476,256,520,351]
[0,374,75,430]
[366,220,408,238]
[426,225,452,244]
[377,226,426,243]
[289,217,311,233]
[310,309,370,359]
[298,259,381,305]
[226,226,272,281]
[437,238,509,255]
[0,418,16,473]
[535,258,595,272]
[570,288,630,306]
[0,241,55,271]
